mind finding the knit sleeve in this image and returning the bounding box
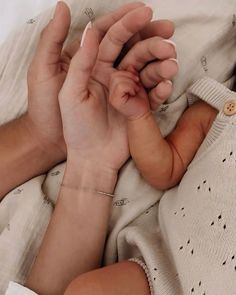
[5,282,38,295]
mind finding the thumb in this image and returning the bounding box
[62,22,99,101]
[34,1,71,69]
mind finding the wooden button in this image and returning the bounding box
[223,100,236,116]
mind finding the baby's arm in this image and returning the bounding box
[109,72,218,190]
[127,101,218,189]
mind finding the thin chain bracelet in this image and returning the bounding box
[60,183,115,199]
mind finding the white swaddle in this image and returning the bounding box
[0,0,236,294]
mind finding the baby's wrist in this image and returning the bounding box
[127,110,152,122]
[127,111,158,140]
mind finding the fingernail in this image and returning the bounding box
[80,21,92,47]
[165,80,173,85]
[145,3,154,10]
[134,75,140,82]
[53,1,61,19]
[168,58,179,65]
[163,39,177,50]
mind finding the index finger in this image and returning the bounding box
[140,19,175,40]
[63,2,145,59]
[94,2,145,41]
[97,6,153,66]
[126,19,175,49]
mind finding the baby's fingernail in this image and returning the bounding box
[80,21,92,47]
[163,39,177,50]
[134,76,140,82]
[168,58,178,65]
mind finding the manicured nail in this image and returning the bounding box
[163,39,177,50]
[53,2,61,19]
[165,80,173,85]
[80,21,92,47]
[145,3,154,10]
[168,58,179,65]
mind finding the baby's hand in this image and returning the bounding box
[109,67,150,120]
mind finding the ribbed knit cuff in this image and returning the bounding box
[129,257,154,295]
[187,77,236,112]
[186,77,236,167]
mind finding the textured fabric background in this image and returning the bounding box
[0,0,236,294]
[0,0,56,45]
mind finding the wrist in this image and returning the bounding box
[22,114,66,165]
[127,110,153,124]
[127,110,152,122]
[64,155,118,194]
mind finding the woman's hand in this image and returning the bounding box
[58,7,154,171]
[23,5,178,292]
[26,2,70,161]
[59,21,133,171]
[59,4,178,172]
[25,2,177,167]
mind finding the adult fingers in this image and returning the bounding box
[97,6,153,67]
[126,19,175,49]
[140,20,175,39]
[94,2,146,41]
[63,2,145,60]
[140,58,178,88]
[33,2,71,72]
[149,80,173,111]
[119,37,177,71]
[61,23,99,101]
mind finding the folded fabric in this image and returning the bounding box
[5,282,37,295]
[1,0,236,294]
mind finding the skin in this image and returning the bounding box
[26,9,164,295]
[0,2,179,295]
[0,1,178,199]
[64,261,151,295]
[109,72,219,190]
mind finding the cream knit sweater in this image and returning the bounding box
[2,0,236,293]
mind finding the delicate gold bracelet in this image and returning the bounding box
[60,183,115,199]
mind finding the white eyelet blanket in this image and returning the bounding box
[0,0,236,294]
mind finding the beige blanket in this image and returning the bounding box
[0,0,236,293]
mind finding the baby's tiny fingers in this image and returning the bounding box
[112,70,139,83]
[109,78,138,107]
[110,72,139,94]
[149,80,172,111]
[118,80,139,97]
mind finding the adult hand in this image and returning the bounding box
[26,2,70,163]
[59,6,155,172]
[25,1,177,166]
